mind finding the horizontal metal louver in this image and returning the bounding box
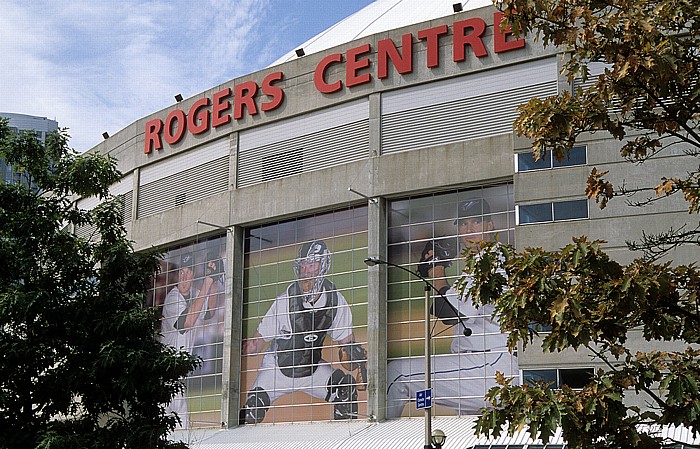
[74,223,97,240]
[381,81,557,154]
[572,62,611,92]
[237,120,369,188]
[116,192,133,224]
[137,156,229,218]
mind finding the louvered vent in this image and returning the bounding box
[572,62,612,92]
[381,58,559,154]
[382,82,556,153]
[238,99,369,188]
[137,138,230,218]
[137,156,228,218]
[262,149,303,181]
[116,192,133,225]
[75,223,97,241]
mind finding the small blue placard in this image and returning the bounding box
[416,388,432,410]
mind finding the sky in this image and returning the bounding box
[0,0,374,152]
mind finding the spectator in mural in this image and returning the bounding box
[161,252,221,427]
[240,239,367,424]
[385,198,519,418]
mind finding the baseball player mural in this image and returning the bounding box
[240,239,368,424]
[160,251,223,427]
[386,198,519,418]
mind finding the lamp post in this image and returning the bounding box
[364,257,448,449]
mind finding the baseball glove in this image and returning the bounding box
[417,238,456,278]
[205,258,224,284]
[339,344,368,390]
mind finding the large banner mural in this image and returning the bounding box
[148,236,226,428]
[240,207,369,424]
[385,185,519,418]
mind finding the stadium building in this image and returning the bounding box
[82,1,697,447]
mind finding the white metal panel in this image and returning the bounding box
[239,98,368,151]
[382,81,557,154]
[382,58,558,115]
[137,156,229,218]
[237,119,369,188]
[140,137,230,186]
[109,173,133,196]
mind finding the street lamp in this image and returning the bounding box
[365,256,460,449]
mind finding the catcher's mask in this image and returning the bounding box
[293,240,331,302]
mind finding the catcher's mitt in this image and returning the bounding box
[339,344,368,389]
[417,238,456,278]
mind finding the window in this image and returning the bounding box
[523,368,594,389]
[516,146,587,172]
[386,185,518,418]
[517,199,588,225]
[147,235,227,429]
[241,206,369,424]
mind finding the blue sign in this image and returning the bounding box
[416,388,432,410]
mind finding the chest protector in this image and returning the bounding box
[275,279,338,378]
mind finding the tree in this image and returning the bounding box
[466,1,700,448]
[0,119,198,449]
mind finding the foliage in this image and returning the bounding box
[0,119,198,449]
[502,0,700,258]
[466,239,700,449]
[463,0,700,447]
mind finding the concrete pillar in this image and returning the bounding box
[366,196,387,421]
[221,225,244,427]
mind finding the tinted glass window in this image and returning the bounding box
[553,146,587,167]
[518,203,553,224]
[553,200,588,221]
[560,368,594,389]
[523,369,557,386]
[517,152,550,171]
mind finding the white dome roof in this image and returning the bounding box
[271,0,495,66]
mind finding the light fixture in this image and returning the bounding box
[432,429,447,449]
[102,132,109,139]
[364,257,464,449]
[295,48,305,57]
[453,3,463,12]
[174,93,184,102]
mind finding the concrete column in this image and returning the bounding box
[369,93,382,157]
[221,225,244,427]
[131,167,140,222]
[229,132,239,190]
[366,196,387,421]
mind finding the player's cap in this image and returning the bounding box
[180,253,194,268]
[454,199,490,224]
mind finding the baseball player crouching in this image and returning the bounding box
[386,199,519,418]
[240,240,367,424]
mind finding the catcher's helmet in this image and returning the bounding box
[293,240,331,300]
[454,198,491,224]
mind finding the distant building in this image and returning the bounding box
[0,112,58,186]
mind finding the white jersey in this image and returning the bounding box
[447,248,508,353]
[257,285,353,345]
[160,286,201,353]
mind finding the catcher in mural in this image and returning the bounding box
[240,239,367,424]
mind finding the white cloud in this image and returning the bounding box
[0,0,274,152]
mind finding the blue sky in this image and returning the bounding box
[0,0,374,152]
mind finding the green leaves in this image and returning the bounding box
[0,120,197,449]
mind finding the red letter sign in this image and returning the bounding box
[144,119,163,154]
[314,53,343,93]
[493,12,526,53]
[418,25,448,68]
[453,18,487,61]
[378,34,413,79]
